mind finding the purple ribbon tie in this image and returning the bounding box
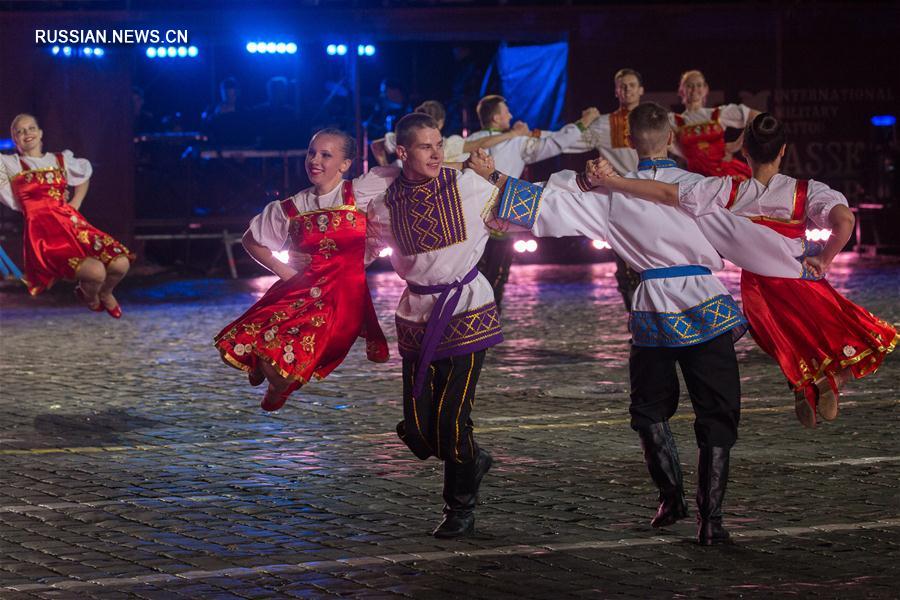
[407,266,480,399]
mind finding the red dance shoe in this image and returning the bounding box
[74,286,103,312]
[105,304,123,319]
[815,372,843,421]
[248,368,266,387]
[366,338,390,363]
[793,387,817,429]
[261,385,290,412]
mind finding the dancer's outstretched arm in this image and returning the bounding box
[522,107,601,164]
[587,159,679,206]
[460,121,529,153]
[370,138,390,167]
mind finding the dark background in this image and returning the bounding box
[2,1,898,250]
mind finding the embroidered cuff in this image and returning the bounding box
[497,177,543,229]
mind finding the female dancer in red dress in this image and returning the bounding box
[0,114,135,317]
[723,115,896,427]
[670,70,758,181]
[597,114,897,428]
[214,129,392,411]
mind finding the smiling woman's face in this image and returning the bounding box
[305,133,350,188]
[679,73,708,106]
[12,115,43,155]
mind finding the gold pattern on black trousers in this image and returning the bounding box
[397,351,486,463]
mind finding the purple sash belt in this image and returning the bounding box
[407,266,480,399]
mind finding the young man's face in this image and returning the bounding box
[492,102,513,130]
[615,74,644,109]
[398,126,444,180]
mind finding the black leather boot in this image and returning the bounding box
[696,446,733,545]
[433,449,493,539]
[637,422,688,528]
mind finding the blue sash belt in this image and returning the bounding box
[640,265,711,282]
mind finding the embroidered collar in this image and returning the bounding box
[637,158,677,171]
[397,173,438,190]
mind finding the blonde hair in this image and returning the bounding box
[10,113,39,137]
[415,100,446,124]
[678,69,706,90]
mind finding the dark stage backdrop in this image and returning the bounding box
[1,12,135,242]
[1,2,897,243]
[563,3,900,199]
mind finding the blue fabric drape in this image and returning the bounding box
[491,41,568,130]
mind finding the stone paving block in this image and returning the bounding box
[1,263,899,597]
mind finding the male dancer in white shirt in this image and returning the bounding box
[565,68,645,314]
[532,102,810,544]
[365,113,548,539]
[467,94,599,311]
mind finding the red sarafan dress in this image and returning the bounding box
[214,181,389,398]
[9,153,135,295]
[674,108,752,181]
[732,179,898,406]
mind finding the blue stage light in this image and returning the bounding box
[52,45,105,59]
[166,46,176,57]
[325,44,347,56]
[250,40,296,56]
[177,46,187,57]
[871,115,896,127]
[357,44,364,56]
[365,44,375,56]
[188,46,198,57]
[156,46,166,57]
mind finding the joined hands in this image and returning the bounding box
[465,148,496,179]
[584,157,619,188]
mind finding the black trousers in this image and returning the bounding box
[477,236,514,311]
[629,332,741,448]
[398,351,486,463]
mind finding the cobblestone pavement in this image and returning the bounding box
[1,256,899,599]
